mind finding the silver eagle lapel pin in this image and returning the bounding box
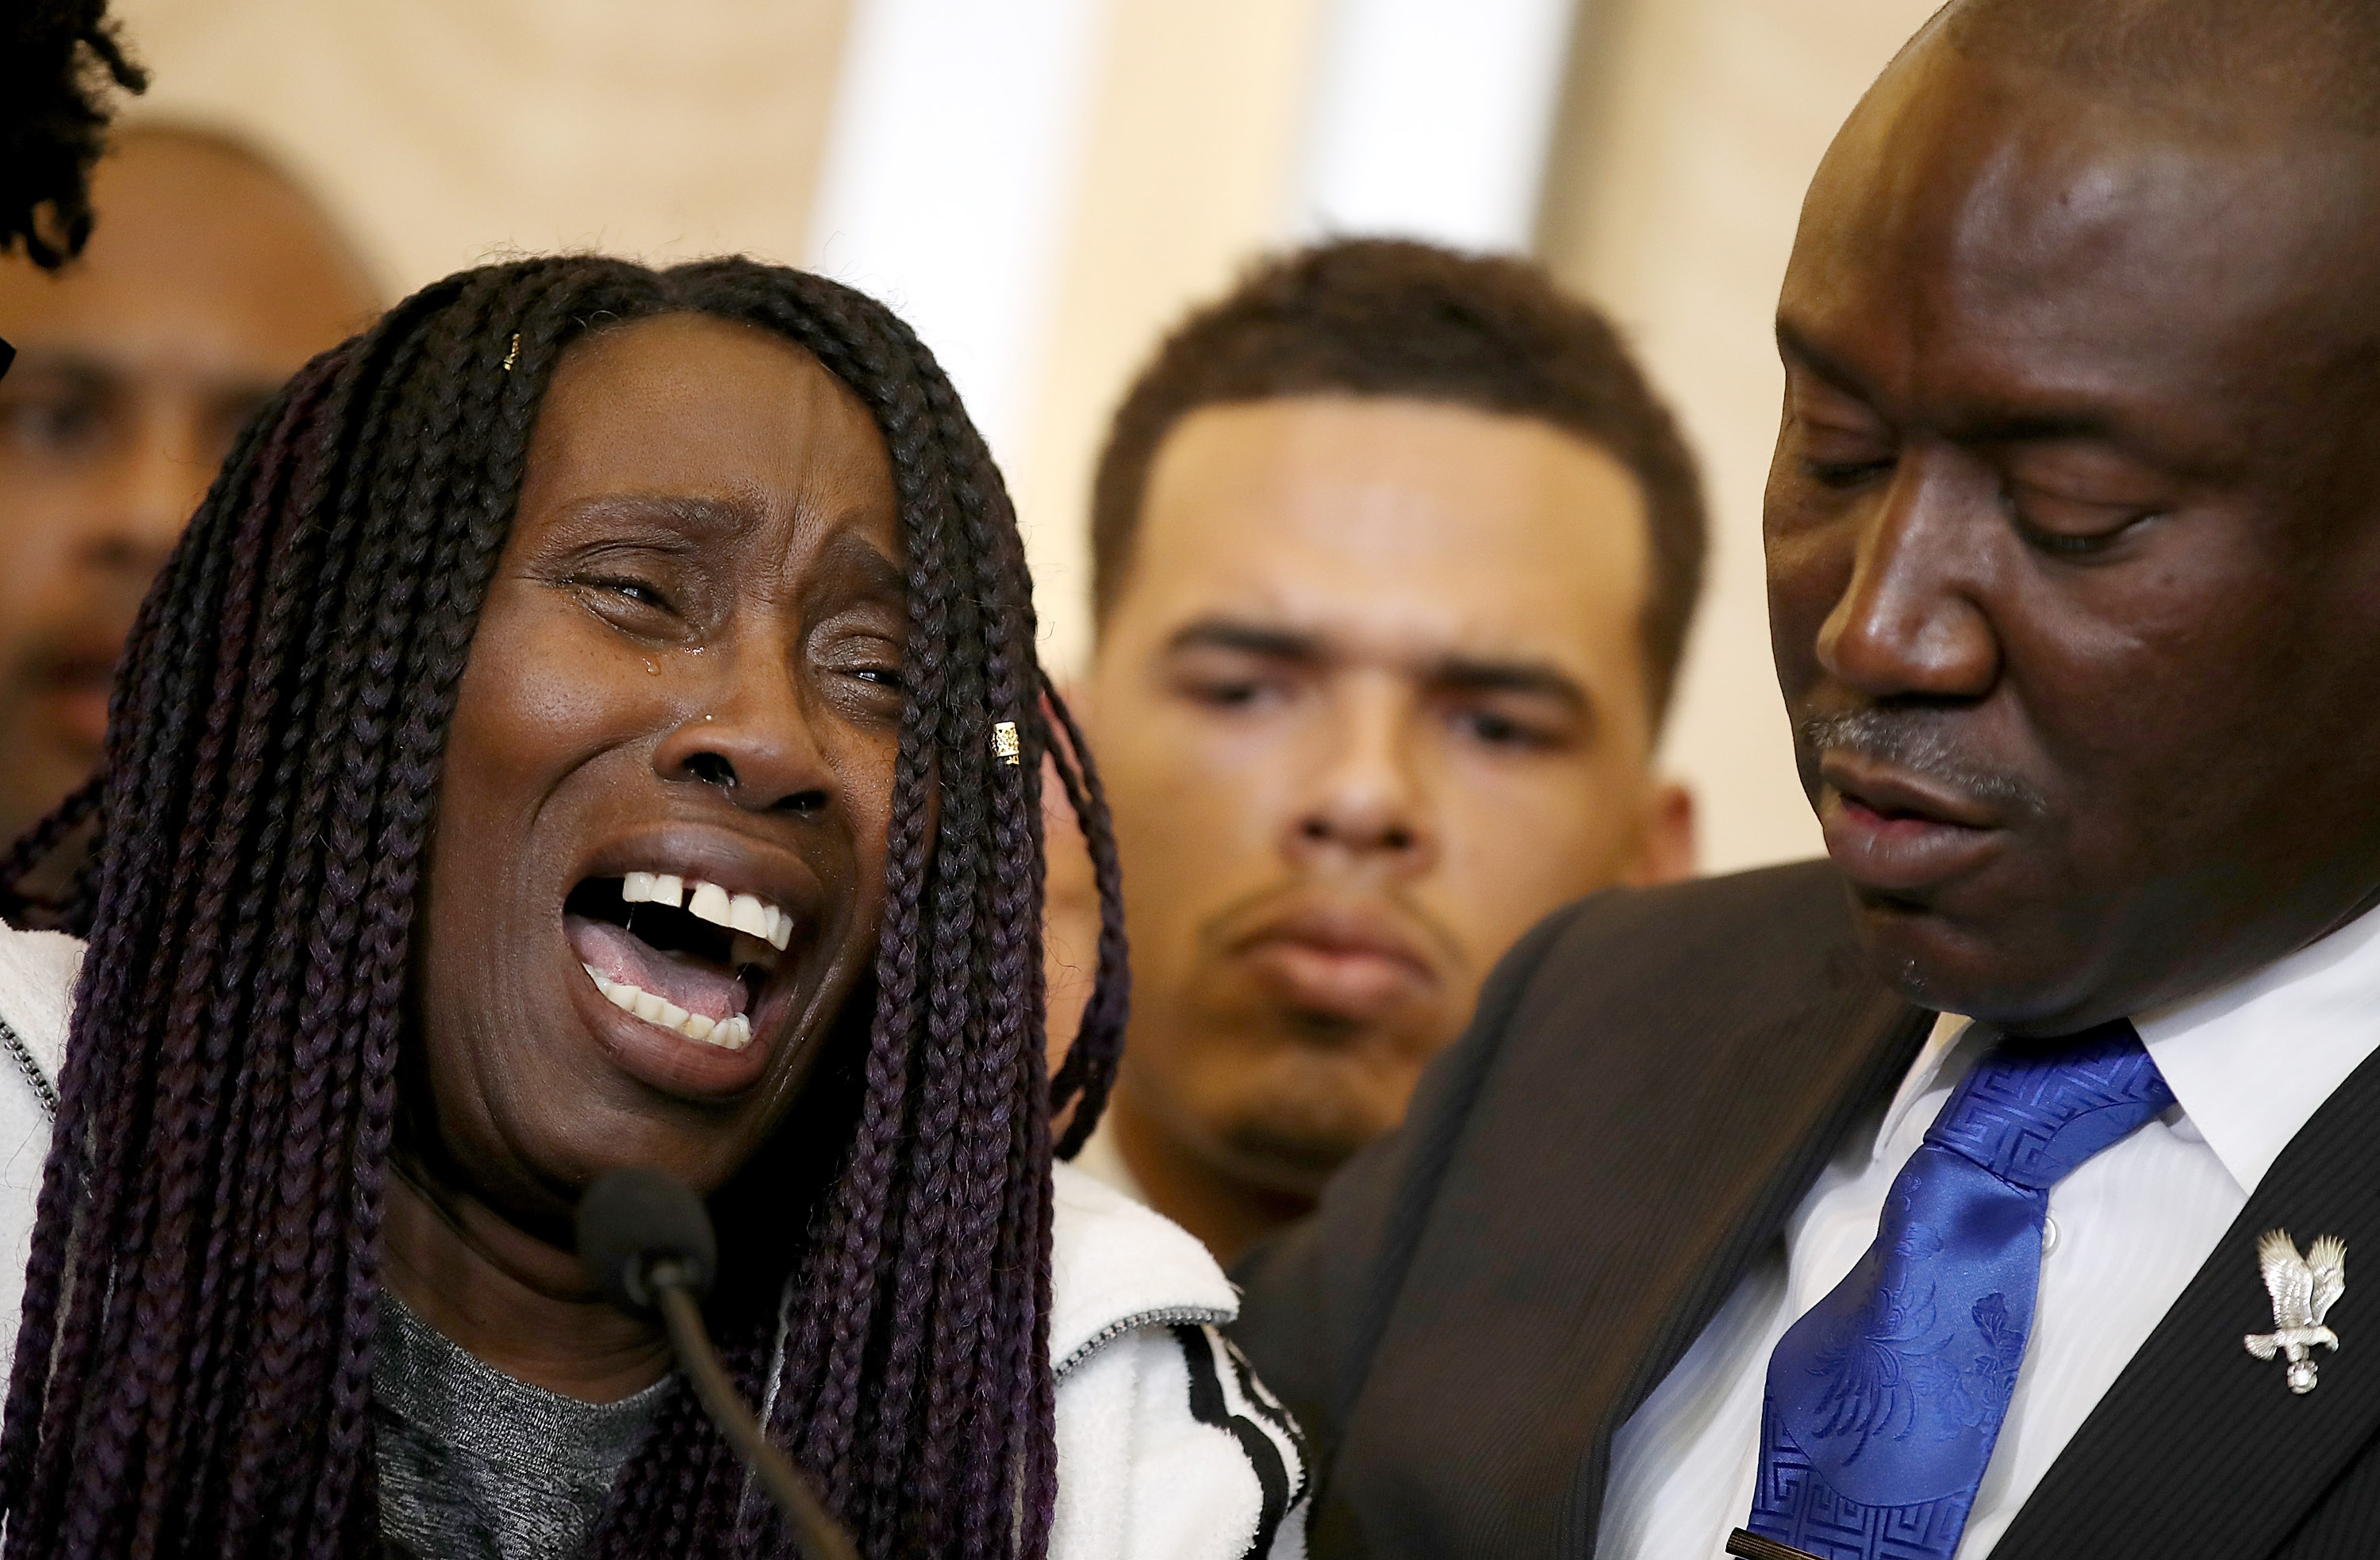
[2245,1228,2347,1394]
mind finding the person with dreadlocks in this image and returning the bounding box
[1,0,144,289]
[0,253,1307,1560]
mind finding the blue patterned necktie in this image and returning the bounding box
[1735,1021,2173,1560]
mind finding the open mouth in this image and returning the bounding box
[563,871,796,1052]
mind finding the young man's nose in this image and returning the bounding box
[1281,684,1438,871]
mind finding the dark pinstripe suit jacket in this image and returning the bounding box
[1230,860,2380,1559]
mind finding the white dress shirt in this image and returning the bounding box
[1595,899,2380,1560]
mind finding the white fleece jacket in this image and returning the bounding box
[0,924,1307,1560]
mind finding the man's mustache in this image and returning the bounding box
[1798,710,2049,824]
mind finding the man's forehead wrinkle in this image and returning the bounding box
[1940,148,2380,450]
[1795,51,2380,477]
[1785,59,1983,404]
[1941,0,2380,140]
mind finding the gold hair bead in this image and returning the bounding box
[992,721,1021,766]
[502,334,520,372]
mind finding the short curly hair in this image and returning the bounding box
[0,0,146,270]
[1091,239,1708,723]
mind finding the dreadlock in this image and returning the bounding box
[0,0,146,270]
[0,255,1130,1559]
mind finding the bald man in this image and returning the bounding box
[0,127,376,855]
[1231,3,2380,1557]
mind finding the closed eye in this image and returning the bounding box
[1805,456,1895,489]
[2017,520,2147,560]
[2005,486,2164,561]
[564,571,688,641]
[1177,671,1295,714]
[1454,708,1555,749]
[597,577,670,608]
[1197,678,1269,707]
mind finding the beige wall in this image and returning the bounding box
[109,0,1324,689]
[1013,0,1954,871]
[104,0,1943,873]
[1010,0,1334,676]
[110,0,852,297]
[1537,0,1943,871]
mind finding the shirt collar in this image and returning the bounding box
[1875,900,2380,1196]
[1874,1011,1986,1153]
[2134,898,2380,1197]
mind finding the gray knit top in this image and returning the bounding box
[372,1289,673,1560]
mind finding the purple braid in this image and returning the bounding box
[0,254,1129,1559]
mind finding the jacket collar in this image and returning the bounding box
[0,924,80,1072]
[1049,1160,1237,1378]
[1315,868,1933,1558]
[1558,975,1932,1550]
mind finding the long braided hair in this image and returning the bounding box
[0,255,1130,1559]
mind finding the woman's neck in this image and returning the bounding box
[380,1161,674,1404]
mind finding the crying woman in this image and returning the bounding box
[0,256,1306,1560]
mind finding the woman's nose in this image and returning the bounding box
[651,646,836,815]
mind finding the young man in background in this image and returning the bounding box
[1058,240,1707,1261]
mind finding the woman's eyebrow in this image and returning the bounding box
[558,492,758,537]
[809,524,908,603]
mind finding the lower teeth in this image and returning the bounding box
[582,964,752,1050]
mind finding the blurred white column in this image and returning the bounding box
[805,0,1113,466]
[1289,0,1580,251]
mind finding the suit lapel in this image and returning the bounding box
[1558,980,1933,1553]
[1322,918,1930,1559]
[1995,1041,2380,1559]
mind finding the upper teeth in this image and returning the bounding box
[622,871,792,951]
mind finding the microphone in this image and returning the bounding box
[575,1167,859,1560]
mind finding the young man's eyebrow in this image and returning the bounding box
[1431,656,1591,717]
[1163,618,1323,662]
[1165,620,1595,717]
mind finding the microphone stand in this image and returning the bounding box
[644,1255,860,1560]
